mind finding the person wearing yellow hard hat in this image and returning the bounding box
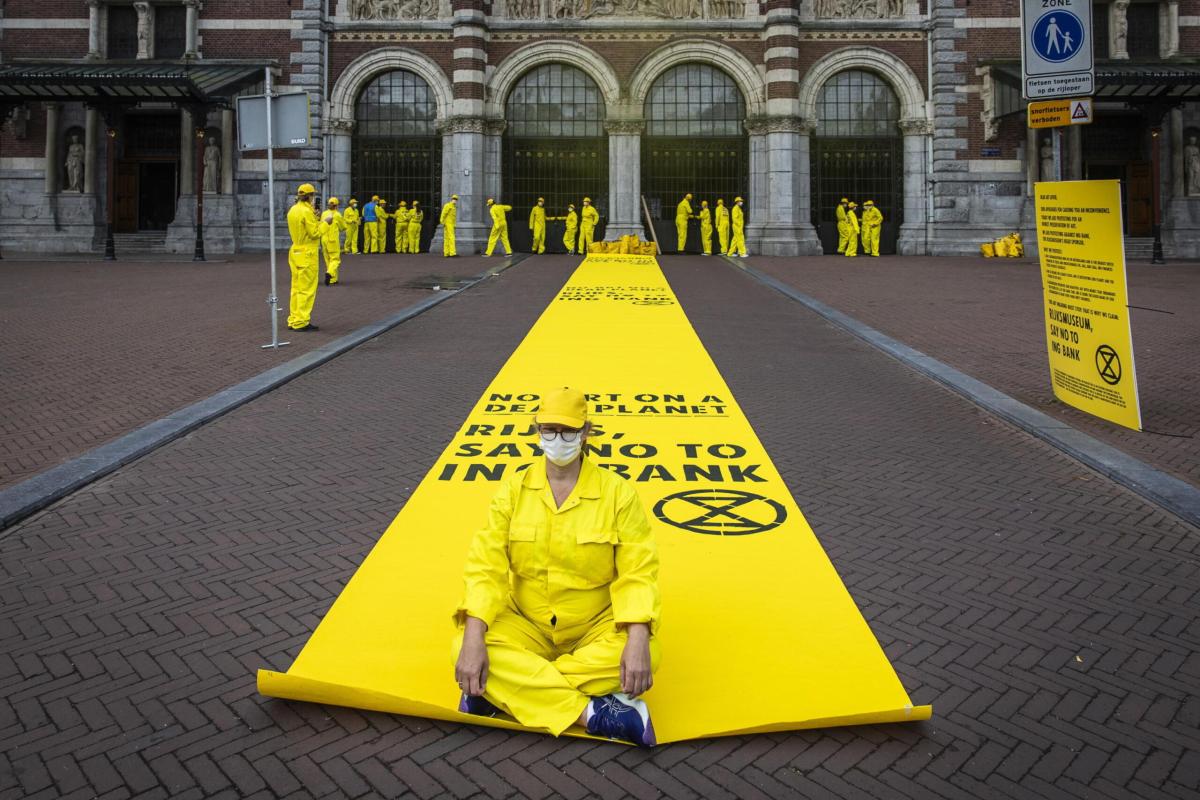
[453,386,662,746]
[287,183,322,331]
[675,193,694,254]
[844,201,860,257]
[529,197,547,254]
[374,199,391,253]
[394,201,410,254]
[484,197,513,256]
[580,197,599,254]
[715,199,730,255]
[698,200,713,256]
[727,196,748,257]
[407,200,424,253]
[362,195,380,254]
[836,198,851,254]
[559,203,579,254]
[440,194,458,257]
[342,198,361,254]
[861,200,883,257]
[320,197,346,286]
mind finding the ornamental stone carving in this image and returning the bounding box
[816,0,903,19]
[504,0,739,21]
[348,0,439,20]
[898,118,932,136]
[604,120,646,135]
[328,117,357,135]
[744,116,813,135]
[437,116,487,135]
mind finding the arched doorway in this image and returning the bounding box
[502,63,607,253]
[811,70,903,254]
[352,70,442,252]
[641,63,747,254]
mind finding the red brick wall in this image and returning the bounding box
[1,105,49,159]
[2,30,89,60]
[798,40,929,95]
[201,1,295,19]
[965,0,1021,18]
[3,0,86,18]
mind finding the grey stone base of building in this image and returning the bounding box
[430,222,491,256]
[1165,198,1200,258]
[166,195,238,255]
[749,223,823,256]
[1,193,101,253]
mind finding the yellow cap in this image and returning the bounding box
[327,197,339,206]
[487,198,494,204]
[535,387,588,429]
[735,196,744,203]
[864,200,874,206]
[451,194,458,200]
[840,197,849,204]
[371,195,379,201]
[849,201,857,208]
[583,197,591,203]
[349,198,357,205]
[412,200,419,205]
[379,198,387,204]
[538,197,545,202]
[400,200,407,206]
[297,183,316,196]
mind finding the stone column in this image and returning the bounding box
[1170,108,1184,198]
[605,120,643,239]
[745,115,821,256]
[84,108,99,195]
[483,118,504,207]
[1068,124,1083,181]
[432,116,488,254]
[327,117,354,205]
[221,109,235,195]
[184,0,201,58]
[179,109,195,195]
[86,0,102,59]
[898,118,933,255]
[44,104,61,195]
[1111,1,1130,60]
[1025,125,1039,194]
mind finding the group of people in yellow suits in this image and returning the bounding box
[346,195,428,255]
[674,194,748,257]
[835,197,884,257]
[484,197,601,257]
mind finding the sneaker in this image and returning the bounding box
[458,693,501,718]
[586,693,656,747]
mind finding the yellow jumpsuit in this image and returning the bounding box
[375,206,391,253]
[453,458,661,735]
[580,205,599,254]
[529,205,547,254]
[698,206,713,255]
[485,203,513,256]
[861,206,883,256]
[440,200,457,257]
[836,204,850,254]
[563,210,579,253]
[394,205,411,253]
[729,204,747,256]
[286,200,322,329]
[715,202,730,254]
[342,205,360,254]
[844,210,860,257]
[408,206,423,253]
[675,197,693,252]
[320,208,345,284]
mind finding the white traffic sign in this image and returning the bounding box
[1021,0,1094,99]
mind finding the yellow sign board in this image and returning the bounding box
[1028,98,1093,129]
[257,254,932,742]
[1034,180,1141,430]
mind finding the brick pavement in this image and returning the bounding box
[0,252,499,491]
[1,255,1198,799]
[747,256,1200,490]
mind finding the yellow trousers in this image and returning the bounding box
[287,245,318,329]
[408,223,421,254]
[451,607,661,736]
[373,221,387,253]
[717,223,729,255]
[863,225,880,256]
[486,223,511,256]
[580,225,595,254]
[564,226,578,253]
[443,224,456,256]
[363,221,378,254]
[837,222,850,254]
[728,227,746,257]
[395,225,408,253]
[531,222,546,254]
[344,222,359,253]
[322,239,341,284]
[844,230,859,257]
[675,217,689,252]
[700,221,713,254]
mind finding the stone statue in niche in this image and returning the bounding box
[1185,135,1200,196]
[1040,137,1056,181]
[816,0,903,19]
[64,133,85,192]
[203,139,221,193]
[134,2,152,58]
[1113,1,1130,56]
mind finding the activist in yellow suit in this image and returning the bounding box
[675,193,693,253]
[286,183,322,331]
[407,201,424,253]
[393,201,411,253]
[562,205,579,254]
[363,195,380,254]
[728,196,748,257]
[844,201,860,257]
[580,198,599,254]
[453,387,661,746]
[342,199,360,254]
[320,198,346,286]
[484,198,513,256]
[836,198,850,254]
[440,195,458,257]
[861,200,883,257]
[374,200,391,253]
[698,200,713,255]
[715,199,730,255]
[530,198,547,254]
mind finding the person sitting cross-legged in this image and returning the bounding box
[452,386,662,746]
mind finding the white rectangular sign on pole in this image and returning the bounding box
[236,91,311,150]
[1021,0,1094,99]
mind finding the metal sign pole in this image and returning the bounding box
[262,67,289,350]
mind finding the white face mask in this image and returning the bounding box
[540,434,582,466]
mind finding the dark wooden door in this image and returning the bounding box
[1126,162,1152,237]
[114,161,138,233]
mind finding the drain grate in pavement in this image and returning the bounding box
[405,275,471,290]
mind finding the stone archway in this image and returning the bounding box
[484,40,621,123]
[628,39,767,120]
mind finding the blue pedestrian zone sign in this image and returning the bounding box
[1021,0,1094,99]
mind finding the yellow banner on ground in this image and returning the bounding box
[258,254,931,742]
[1034,180,1142,431]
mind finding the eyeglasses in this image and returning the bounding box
[538,427,583,442]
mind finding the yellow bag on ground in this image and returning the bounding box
[980,242,995,258]
[994,238,1010,258]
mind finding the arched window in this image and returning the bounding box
[355,69,437,137]
[505,63,605,138]
[645,64,745,138]
[816,70,900,137]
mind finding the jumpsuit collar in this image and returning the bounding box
[524,457,602,512]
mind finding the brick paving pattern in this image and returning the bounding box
[1,255,1198,799]
[748,255,1200,489]
[0,252,499,491]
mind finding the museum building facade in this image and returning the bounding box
[2,0,1200,257]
